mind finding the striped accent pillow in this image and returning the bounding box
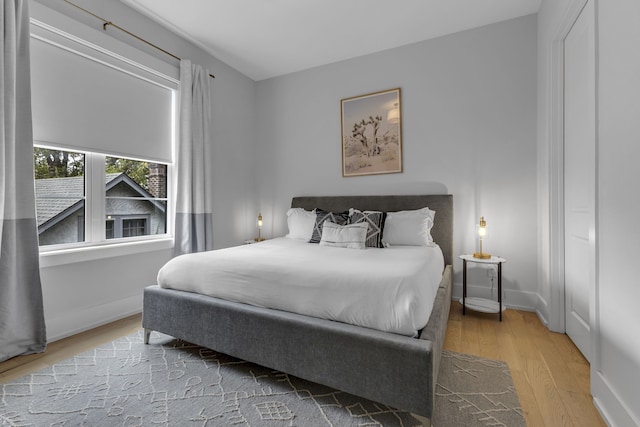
[319,222,368,249]
[310,209,349,243]
[348,209,387,248]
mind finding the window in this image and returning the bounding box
[29,20,177,252]
[105,216,150,239]
[123,218,147,237]
[34,148,86,246]
[105,157,167,240]
[34,147,169,248]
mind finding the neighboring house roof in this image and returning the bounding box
[35,173,164,233]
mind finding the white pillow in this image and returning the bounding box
[285,208,316,240]
[382,207,436,247]
[319,221,368,249]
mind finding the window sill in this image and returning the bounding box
[39,237,174,268]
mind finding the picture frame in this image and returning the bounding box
[341,88,402,177]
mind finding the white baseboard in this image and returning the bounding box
[535,293,551,329]
[535,309,550,329]
[592,369,639,427]
[45,294,142,342]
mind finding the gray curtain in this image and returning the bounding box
[174,60,214,255]
[0,0,47,362]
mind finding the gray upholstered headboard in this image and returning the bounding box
[291,194,453,266]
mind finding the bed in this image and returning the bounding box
[142,194,453,424]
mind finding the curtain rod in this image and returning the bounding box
[62,0,215,79]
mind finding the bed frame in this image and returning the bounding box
[142,194,453,424]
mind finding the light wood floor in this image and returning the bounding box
[444,302,606,427]
[0,315,142,383]
[0,306,606,426]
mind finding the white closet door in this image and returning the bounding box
[564,0,595,362]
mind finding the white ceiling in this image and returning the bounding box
[124,0,541,81]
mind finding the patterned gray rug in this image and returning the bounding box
[0,330,525,426]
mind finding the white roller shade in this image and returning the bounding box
[30,35,174,163]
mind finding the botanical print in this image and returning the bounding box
[341,88,402,177]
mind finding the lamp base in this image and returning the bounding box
[254,237,265,242]
[473,252,492,259]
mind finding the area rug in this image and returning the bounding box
[434,351,525,426]
[0,330,525,426]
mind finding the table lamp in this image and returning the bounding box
[473,216,491,259]
[255,212,265,242]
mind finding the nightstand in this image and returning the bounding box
[459,254,506,321]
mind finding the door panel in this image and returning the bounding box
[564,0,595,362]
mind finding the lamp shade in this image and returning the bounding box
[478,216,487,237]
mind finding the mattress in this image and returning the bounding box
[157,237,445,336]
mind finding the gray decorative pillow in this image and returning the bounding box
[349,209,387,248]
[310,209,349,243]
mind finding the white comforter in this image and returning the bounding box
[157,237,445,336]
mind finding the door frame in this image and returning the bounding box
[548,0,600,367]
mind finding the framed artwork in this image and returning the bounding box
[341,88,402,177]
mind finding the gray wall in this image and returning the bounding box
[597,1,640,422]
[255,15,539,308]
[38,211,83,246]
